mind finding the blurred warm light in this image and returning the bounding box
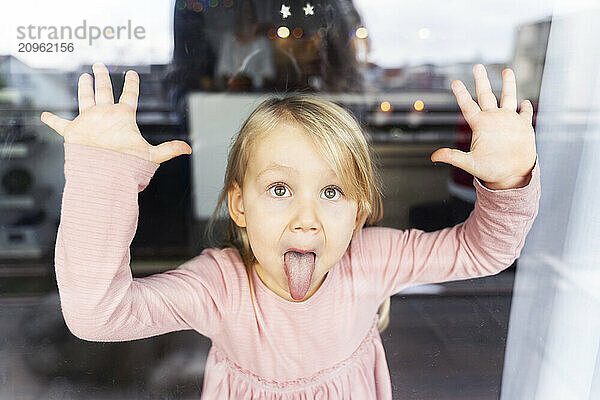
[277,26,290,38]
[293,27,303,38]
[356,27,368,39]
[380,101,392,112]
[223,0,233,7]
[267,28,277,39]
[413,100,425,111]
[418,28,430,39]
[192,1,203,12]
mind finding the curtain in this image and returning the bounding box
[501,2,600,400]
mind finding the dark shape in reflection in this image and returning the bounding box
[215,0,276,91]
[17,292,211,396]
[20,294,160,389]
[165,0,365,104]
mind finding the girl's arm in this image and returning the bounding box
[55,142,230,342]
[42,63,227,342]
[353,153,540,303]
[360,63,542,299]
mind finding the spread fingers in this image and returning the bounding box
[499,68,517,111]
[92,63,114,105]
[77,73,95,114]
[451,80,480,123]
[118,70,140,110]
[473,64,498,111]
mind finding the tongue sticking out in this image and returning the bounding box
[283,251,316,300]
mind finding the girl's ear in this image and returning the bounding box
[227,181,247,228]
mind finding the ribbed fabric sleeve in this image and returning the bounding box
[54,142,229,342]
[352,155,541,305]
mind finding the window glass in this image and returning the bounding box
[3,1,588,399]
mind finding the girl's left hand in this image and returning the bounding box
[431,64,537,190]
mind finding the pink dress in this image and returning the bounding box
[54,143,541,399]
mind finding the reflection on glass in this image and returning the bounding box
[0,1,565,399]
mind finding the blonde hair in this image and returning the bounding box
[205,94,391,333]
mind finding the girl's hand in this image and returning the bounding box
[431,64,537,190]
[40,62,192,164]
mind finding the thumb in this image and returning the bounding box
[151,140,192,164]
[431,148,474,175]
[519,99,534,124]
[41,111,69,136]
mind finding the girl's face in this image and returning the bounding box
[228,121,359,302]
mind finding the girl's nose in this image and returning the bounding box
[293,219,319,232]
[291,200,320,232]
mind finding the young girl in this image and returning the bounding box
[42,62,540,399]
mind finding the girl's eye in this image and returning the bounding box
[269,184,290,197]
[268,184,342,200]
[321,186,342,200]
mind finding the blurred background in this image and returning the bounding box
[1,0,598,399]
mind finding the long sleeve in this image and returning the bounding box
[54,143,229,342]
[352,156,541,304]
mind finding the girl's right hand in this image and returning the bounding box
[41,62,192,164]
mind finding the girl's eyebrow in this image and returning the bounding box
[257,163,338,180]
[257,163,295,179]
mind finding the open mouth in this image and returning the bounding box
[285,248,317,256]
[282,250,317,300]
